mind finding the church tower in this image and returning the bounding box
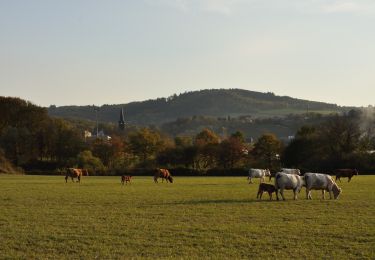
[118,108,125,131]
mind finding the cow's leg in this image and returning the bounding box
[248,177,252,184]
[293,189,298,200]
[348,176,351,182]
[268,191,272,200]
[77,176,81,183]
[65,176,68,183]
[306,188,309,199]
[269,176,272,182]
[280,189,286,201]
[276,189,280,201]
[322,190,325,199]
[329,190,333,199]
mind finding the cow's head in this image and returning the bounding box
[332,184,342,199]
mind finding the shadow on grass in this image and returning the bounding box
[180,183,245,186]
[157,198,278,205]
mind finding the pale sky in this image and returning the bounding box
[1,0,374,107]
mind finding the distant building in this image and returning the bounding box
[95,130,111,141]
[119,108,125,131]
[84,130,111,142]
[84,130,92,142]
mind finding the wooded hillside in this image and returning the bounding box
[48,89,347,125]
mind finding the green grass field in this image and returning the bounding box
[0,175,374,259]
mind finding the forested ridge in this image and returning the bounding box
[48,89,347,125]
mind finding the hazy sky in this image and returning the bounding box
[1,0,374,107]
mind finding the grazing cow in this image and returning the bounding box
[248,169,271,184]
[256,183,276,200]
[274,172,304,201]
[121,175,132,185]
[65,168,88,183]
[269,168,301,182]
[304,173,342,200]
[154,168,173,183]
[281,168,301,175]
[334,169,358,182]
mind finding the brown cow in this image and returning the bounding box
[65,168,88,183]
[334,169,358,182]
[121,175,132,185]
[257,183,276,200]
[154,168,173,183]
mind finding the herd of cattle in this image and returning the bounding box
[250,168,358,200]
[65,167,358,201]
[65,168,174,184]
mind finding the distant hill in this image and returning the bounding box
[48,89,349,125]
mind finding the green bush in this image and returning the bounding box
[77,150,106,175]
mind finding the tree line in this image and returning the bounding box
[1,97,374,175]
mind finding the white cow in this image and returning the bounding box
[304,173,342,200]
[281,168,301,175]
[274,172,304,200]
[269,168,301,182]
[248,169,271,184]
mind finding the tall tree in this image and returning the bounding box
[193,129,220,170]
[217,132,247,169]
[251,133,282,171]
[128,128,163,164]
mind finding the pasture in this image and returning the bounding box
[0,175,374,259]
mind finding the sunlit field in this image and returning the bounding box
[1,175,374,259]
